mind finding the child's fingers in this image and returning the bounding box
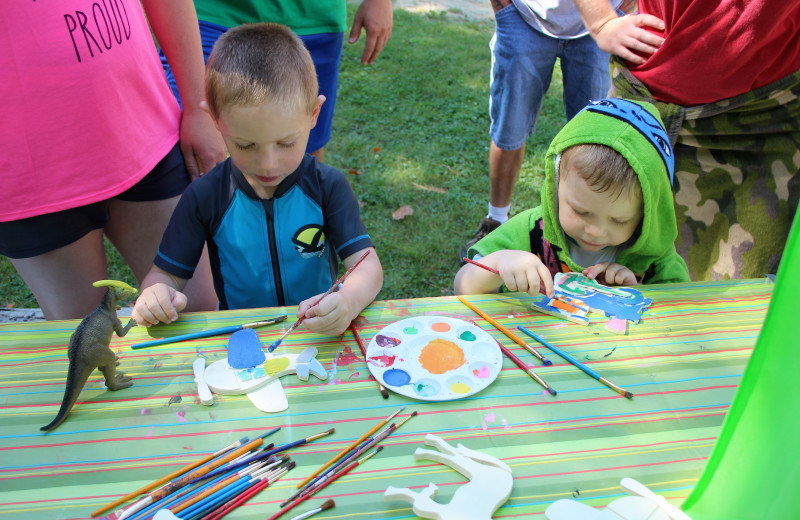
[607,264,637,286]
[583,262,609,280]
[536,264,555,298]
[146,288,180,324]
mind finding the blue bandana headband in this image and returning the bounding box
[581,98,675,185]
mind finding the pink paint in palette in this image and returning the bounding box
[365,316,503,401]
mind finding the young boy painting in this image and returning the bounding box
[455,98,689,297]
[133,23,383,336]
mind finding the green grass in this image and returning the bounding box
[0,8,567,308]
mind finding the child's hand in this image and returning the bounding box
[493,250,555,298]
[132,283,188,326]
[583,262,638,286]
[297,292,352,337]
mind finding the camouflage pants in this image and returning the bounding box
[610,57,800,280]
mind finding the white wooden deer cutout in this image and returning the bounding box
[384,434,513,520]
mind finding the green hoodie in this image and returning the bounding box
[471,99,689,284]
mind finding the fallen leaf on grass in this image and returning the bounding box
[347,169,362,176]
[392,205,414,220]
[372,147,382,153]
[412,182,447,194]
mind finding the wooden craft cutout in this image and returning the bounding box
[532,294,591,325]
[532,273,651,332]
[202,347,326,413]
[545,478,691,520]
[192,358,214,406]
[384,434,513,520]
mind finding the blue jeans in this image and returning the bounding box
[160,21,342,154]
[489,4,611,150]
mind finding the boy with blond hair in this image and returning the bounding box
[133,23,383,335]
[455,98,689,297]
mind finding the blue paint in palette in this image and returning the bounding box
[383,368,411,387]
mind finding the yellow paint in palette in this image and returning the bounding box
[265,356,291,376]
[450,382,471,394]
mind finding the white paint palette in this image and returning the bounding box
[365,316,502,401]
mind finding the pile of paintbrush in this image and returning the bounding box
[267,406,417,520]
[93,426,336,520]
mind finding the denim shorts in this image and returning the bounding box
[0,142,189,259]
[489,4,611,150]
[160,21,343,154]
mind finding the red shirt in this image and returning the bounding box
[631,0,800,105]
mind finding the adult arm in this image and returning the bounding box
[141,0,226,178]
[572,0,665,64]
[349,0,393,65]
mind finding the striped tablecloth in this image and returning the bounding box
[0,279,772,519]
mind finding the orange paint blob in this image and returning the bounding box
[418,338,465,374]
[431,322,451,332]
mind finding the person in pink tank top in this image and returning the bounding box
[0,1,226,319]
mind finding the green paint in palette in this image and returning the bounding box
[459,331,477,341]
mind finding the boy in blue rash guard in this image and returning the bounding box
[133,23,383,336]
[455,98,689,297]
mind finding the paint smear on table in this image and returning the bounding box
[418,339,465,374]
[335,346,362,366]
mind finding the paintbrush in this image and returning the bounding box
[518,326,633,399]
[268,448,382,520]
[149,457,283,517]
[131,315,288,350]
[268,250,372,352]
[462,256,500,274]
[287,499,336,520]
[180,462,294,519]
[462,256,551,296]
[495,337,557,395]
[115,435,274,520]
[295,407,403,489]
[285,411,416,506]
[465,319,556,395]
[92,436,251,518]
[457,296,552,366]
[202,465,297,520]
[350,322,389,399]
[190,429,334,485]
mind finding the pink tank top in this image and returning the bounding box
[1,1,181,221]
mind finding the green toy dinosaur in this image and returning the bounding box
[41,280,138,432]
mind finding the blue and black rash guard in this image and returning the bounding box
[154,154,373,310]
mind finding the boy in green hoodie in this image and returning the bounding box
[455,98,689,298]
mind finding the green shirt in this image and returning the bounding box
[194,0,347,35]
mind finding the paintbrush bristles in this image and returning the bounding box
[321,499,335,510]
